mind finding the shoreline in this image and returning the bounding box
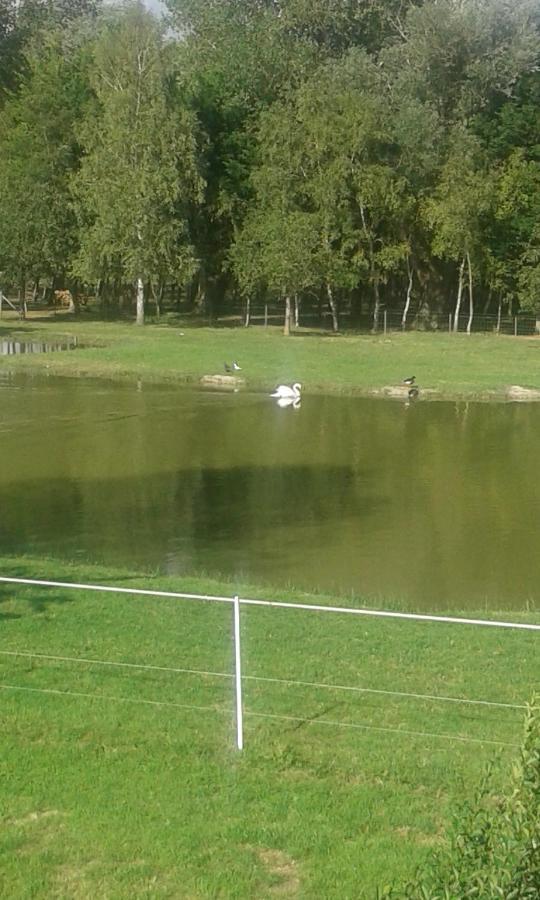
[1,319,539,403]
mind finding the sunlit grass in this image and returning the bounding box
[1,556,538,897]
[1,317,539,398]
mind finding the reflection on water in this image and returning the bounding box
[0,336,78,355]
[0,372,539,611]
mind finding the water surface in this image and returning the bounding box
[0,372,538,611]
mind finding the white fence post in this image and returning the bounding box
[233,594,244,750]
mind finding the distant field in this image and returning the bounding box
[1,557,538,898]
[0,316,539,399]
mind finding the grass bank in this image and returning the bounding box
[1,317,539,400]
[1,556,538,898]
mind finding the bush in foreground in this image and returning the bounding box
[381,696,540,899]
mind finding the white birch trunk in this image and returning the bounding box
[466,252,474,335]
[402,258,413,330]
[294,294,300,328]
[136,277,145,326]
[326,283,339,332]
[372,277,381,333]
[283,294,291,336]
[453,257,465,332]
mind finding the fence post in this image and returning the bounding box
[449,313,452,333]
[514,316,518,337]
[233,594,244,750]
[383,310,387,335]
[264,304,268,328]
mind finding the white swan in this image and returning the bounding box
[276,396,301,409]
[270,382,302,399]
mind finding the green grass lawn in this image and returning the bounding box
[0,316,539,399]
[1,556,538,898]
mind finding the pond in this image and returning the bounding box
[0,371,538,611]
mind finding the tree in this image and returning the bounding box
[168,0,317,315]
[0,28,90,308]
[425,129,493,333]
[232,54,410,332]
[232,207,318,334]
[382,0,540,127]
[488,150,540,318]
[73,4,203,324]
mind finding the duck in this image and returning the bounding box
[224,361,242,373]
[403,375,416,386]
[408,386,419,400]
[270,382,302,399]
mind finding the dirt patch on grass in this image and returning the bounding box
[255,847,301,896]
[394,825,446,848]
[8,808,62,827]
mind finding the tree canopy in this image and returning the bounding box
[0,0,539,326]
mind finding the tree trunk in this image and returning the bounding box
[326,283,339,332]
[193,269,207,314]
[453,257,466,332]
[18,279,26,320]
[496,296,502,334]
[294,293,300,328]
[283,294,291,336]
[150,281,163,319]
[359,199,380,333]
[244,295,251,327]
[466,252,474,335]
[402,258,413,330]
[136,277,145,326]
[372,277,381,333]
[482,286,492,315]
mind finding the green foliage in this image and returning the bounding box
[231,56,410,324]
[425,128,493,264]
[0,29,90,283]
[382,697,540,898]
[383,0,540,125]
[1,0,540,320]
[72,5,203,293]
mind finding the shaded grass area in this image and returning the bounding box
[0,318,539,398]
[1,556,538,898]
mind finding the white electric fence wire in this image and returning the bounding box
[249,673,526,711]
[1,576,540,631]
[0,682,223,713]
[239,596,540,631]
[0,649,230,680]
[0,576,233,604]
[0,649,526,711]
[246,711,519,748]
[0,682,518,748]
[1,576,536,751]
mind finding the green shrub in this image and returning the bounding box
[381,696,540,899]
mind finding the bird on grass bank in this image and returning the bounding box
[270,383,302,400]
[403,375,416,386]
[408,386,419,400]
[224,361,242,373]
